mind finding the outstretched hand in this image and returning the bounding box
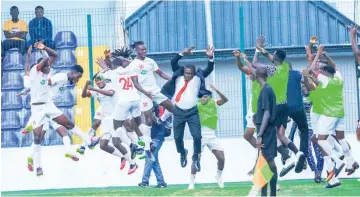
[209,84,217,91]
[347,25,359,38]
[256,35,266,48]
[182,46,196,55]
[104,49,112,57]
[95,57,107,68]
[310,36,318,44]
[233,50,240,57]
[206,45,215,58]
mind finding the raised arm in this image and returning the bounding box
[305,36,317,66]
[25,46,32,75]
[171,46,196,72]
[81,80,92,98]
[203,46,215,78]
[256,35,274,62]
[233,50,250,74]
[310,44,324,73]
[34,42,58,66]
[348,25,360,65]
[322,52,336,68]
[209,84,228,106]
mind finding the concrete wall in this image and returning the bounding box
[2,134,360,192]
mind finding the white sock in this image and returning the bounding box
[70,126,91,145]
[329,176,339,185]
[140,124,152,150]
[338,139,355,165]
[160,109,172,121]
[62,136,72,153]
[324,156,335,172]
[34,144,41,168]
[190,174,196,182]
[124,153,135,165]
[29,142,35,158]
[127,131,139,144]
[217,170,223,177]
[117,127,131,146]
[112,147,124,158]
[319,139,342,166]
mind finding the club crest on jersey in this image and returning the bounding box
[59,86,65,92]
[139,64,144,69]
[141,70,148,75]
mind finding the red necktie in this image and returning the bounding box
[175,80,189,103]
[159,106,164,117]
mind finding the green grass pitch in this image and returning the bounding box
[2,179,360,196]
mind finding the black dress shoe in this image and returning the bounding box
[180,149,188,168]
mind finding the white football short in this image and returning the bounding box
[100,117,114,140]
[201,127,223,152]
[113,101,141,121]
[316,115,345,135]
[30,101,63,129]
[139,88,168,112]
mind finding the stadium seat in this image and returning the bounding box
[23,110,32,127]
[54,31,77,49]
[1,129,20,147]
[2,49,25,71]
[1,110,22,130]
[52,49,76,68]
[24,94,31,109]
[1,71,24,90]
[53,87,76,107]
[21,131,33,147]
[1,91,23,110]
[29,49,43,67]
[48,128,63,145]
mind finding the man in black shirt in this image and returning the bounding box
[254,66,278,196]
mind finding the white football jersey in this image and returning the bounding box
[128,57,160,91]
[49,72,68,102]
[29,66,51,104]
[88,83,117,117]
[108,66,140,103]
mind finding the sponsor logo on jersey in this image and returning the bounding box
[40,79,46,85]
[141,70,148,75]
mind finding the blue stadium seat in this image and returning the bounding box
[2,49,25,71]
[24,94,31,109]
[52,49,76,68]
[53,87,76,107]
[21,132,33,147]
[48,128,63,145]
[1,71,24,90]
[23,110,32,127]
[1,91,23,110]
[59,107,74,121]
[1,110,22,130]
[1,129,20,147]
[29,49,43,67]
[54,31,77,49]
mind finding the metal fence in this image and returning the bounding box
[1,2,360,148]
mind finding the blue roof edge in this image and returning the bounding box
[125,0,162,29]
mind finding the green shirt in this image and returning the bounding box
[251,81,261,113]
[197,99,218,130]
[313,72,344,118]
[267,62,290,104]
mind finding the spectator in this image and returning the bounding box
[28,6,54,49]
[2,6,27,56]
[138,102,170,188]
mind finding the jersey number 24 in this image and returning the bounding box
[119,77,133,90]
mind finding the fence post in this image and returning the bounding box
[356,61,360,120]
[239,6,247,132]
[87,14,95,122]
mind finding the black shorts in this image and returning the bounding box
[261,125,277,161]
[274,103,289,129]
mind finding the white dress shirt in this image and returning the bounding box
[173,76,201,110]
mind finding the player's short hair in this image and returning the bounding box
[111,47,132,59]
[130,41,145,49]
[35,6,44,10]
[184,64,196,74]
[30,63,37,68]
[10,6,18,11]
[71,64,84,74]
[275,49,286,62]
[321,65,336,75]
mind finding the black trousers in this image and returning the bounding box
[1,39,26,56]
[288,108,309,156]
[173,105,202,156]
